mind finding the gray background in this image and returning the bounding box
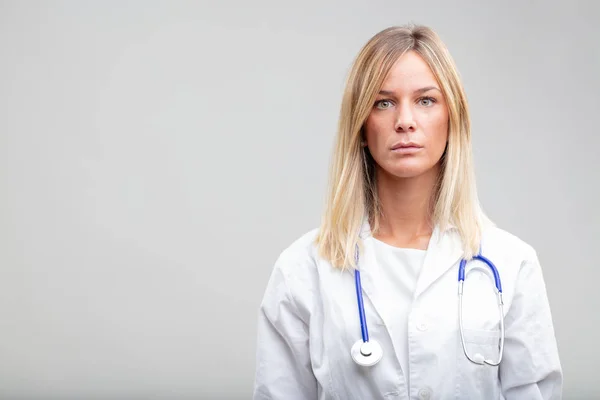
[1,1,598,399]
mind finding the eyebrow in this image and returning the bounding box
[378,86,441,96]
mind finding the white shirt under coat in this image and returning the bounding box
[253,223,563,399]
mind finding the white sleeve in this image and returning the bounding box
[252,260,317,400]
[500,249,563,399]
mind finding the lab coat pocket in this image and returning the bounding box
[462,327,501,347]
[457,328,502,398]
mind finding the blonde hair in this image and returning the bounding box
[315,24,492,269]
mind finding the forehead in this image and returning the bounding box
[381,50,438,90]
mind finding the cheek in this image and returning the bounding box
[424,113,449,151]
[363,117,388,152]
[363,116,380,141]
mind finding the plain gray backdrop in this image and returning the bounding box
[1,1,598,399]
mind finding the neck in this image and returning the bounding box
[372,164,440,249]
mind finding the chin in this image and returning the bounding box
[384,162,438,180]
[389,169,428,179]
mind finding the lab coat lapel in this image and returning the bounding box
[413,226,463,299]
[356,240,395,329]
[356,220,395,330]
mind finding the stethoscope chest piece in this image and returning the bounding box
[351,339,382,366]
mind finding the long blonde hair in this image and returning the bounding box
[315,24,492,269]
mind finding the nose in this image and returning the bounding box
[394,105,416,132]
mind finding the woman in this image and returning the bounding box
[253,24,562,399]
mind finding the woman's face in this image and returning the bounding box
[363,50,449,180]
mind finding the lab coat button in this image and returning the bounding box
[418,388,432,399]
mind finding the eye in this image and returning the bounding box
[418,96,437,107]
[375,99,393,109]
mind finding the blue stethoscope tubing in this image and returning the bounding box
[352,245,505,367]
[458,254,505,366]
[351,245,383,366]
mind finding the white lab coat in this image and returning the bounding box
[253,223,562,400]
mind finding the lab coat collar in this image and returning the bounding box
[413,225,463,298]
[358,217,463,299]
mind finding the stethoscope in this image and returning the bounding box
[351,244,505,367]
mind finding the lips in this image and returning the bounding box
[390,142,423,150]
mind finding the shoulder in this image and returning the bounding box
[262,228,322,318]
[480,224,538,262]
[277,228,320,265]
[479,225,546,296]
[271,227,322,284]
